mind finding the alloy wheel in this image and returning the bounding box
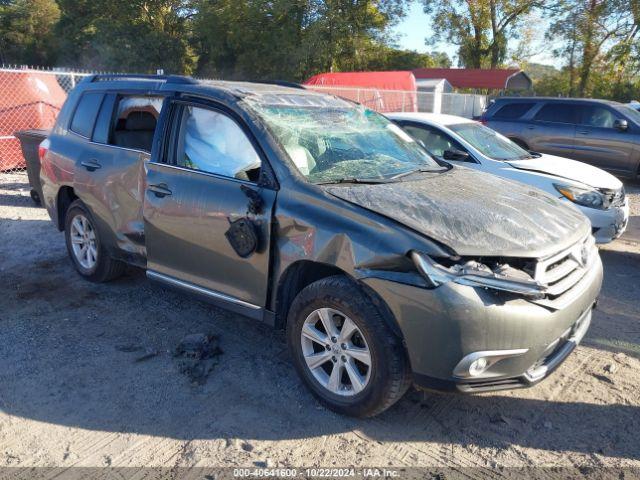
[69,213,98,270]
[300,307,372,396]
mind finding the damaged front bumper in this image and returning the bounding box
[361,253,603,393]
[588,199,630,244]
[453,306,592,393]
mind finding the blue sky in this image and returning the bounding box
[391,2,560,68]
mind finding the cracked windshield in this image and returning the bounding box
[249,96,443,183]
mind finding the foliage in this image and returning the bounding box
[546,0,637,97]
[0,0,450,80]
[54,0,196,73]
[422,0,544,68]
[0,0,60,65]
[192,0,449,80]
[1,0,640,101]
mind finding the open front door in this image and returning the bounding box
[143,99,276,319]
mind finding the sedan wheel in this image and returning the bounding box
[300,307,372,396]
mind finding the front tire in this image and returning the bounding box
[287,276,411,417]
[64,200,125,282]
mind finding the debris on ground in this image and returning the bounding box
[116,343,159,363]
[592,373,615,385]
[604,363,618,374]
[613,352,628,364]
[490,413,512,426]
[241,441,254,452]
[135,348,160,363]
[174,333,223,385]
[115,344,143,353]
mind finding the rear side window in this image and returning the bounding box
[492,102,535,120]
[70,92,104,137]
[91,95,163,152]
[534,103,577,124]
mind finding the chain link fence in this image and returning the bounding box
[305,85,488,118]
[0,66,488,175]
[0,66,90,173]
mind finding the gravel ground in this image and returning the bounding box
[0,172,639,472]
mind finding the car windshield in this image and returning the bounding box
[449,122,533,161]
[618,105,640,124]
[245,94,443,183]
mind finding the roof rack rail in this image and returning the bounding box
[86,74,197,85]
[258,80,306,90]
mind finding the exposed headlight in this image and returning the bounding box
[411,252,546,298]
[554,183,607,210]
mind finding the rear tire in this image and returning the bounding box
[287,275,411,417]
[64,200,125,282]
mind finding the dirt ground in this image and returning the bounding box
[1,172,639,473]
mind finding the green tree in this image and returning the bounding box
[422,0,545,68]
[193,0,412,81]
[364,47,451,70]
[193,0,308,80]
[0,0,60,65]
[547,0,634,96]
[55,0,195,73]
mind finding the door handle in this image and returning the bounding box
[526,125,535,130]
[80,159,101,171]
[148,183,172,198]
[578,130,589,135]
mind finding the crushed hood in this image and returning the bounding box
[326,167,590,258]
[508,154,621,190]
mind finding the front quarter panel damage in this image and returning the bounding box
[270,184,450,317]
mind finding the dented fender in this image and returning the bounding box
[269,182,450,315]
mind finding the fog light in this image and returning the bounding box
[469,357,488,376]
[453,348,529,379]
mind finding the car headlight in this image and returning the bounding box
[411,252,546,298]
[554,183,607,209]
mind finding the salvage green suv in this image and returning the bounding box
[39,75,602,417]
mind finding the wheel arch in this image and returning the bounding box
[274,260,405,341]
[56,186,78,231]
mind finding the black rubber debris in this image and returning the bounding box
[174,333,223,385]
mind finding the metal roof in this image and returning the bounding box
[412,68,532,90]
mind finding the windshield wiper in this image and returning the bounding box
[315,177,391,185]
[391,166,449,180]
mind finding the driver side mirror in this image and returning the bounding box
[614,119,628,131]
[443,148,470,161]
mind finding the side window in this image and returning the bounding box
[175,105,262,182]
[493,102,535,120]
[581,106,617,128]
[402,124,461,158]
[92,94,117,144]
[109,95,164,152]
[70,92,104,138]
[533,103,577,124]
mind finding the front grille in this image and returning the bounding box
[531,235,598,310]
